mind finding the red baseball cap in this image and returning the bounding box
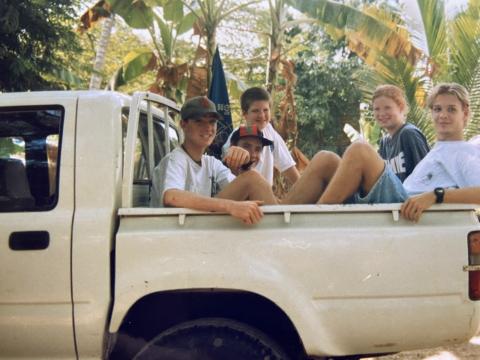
[231,124,273,147]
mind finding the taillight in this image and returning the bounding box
[467,231,480,300]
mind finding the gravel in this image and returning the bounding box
[362,336,480,360]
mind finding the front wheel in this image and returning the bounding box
[133,317,291,360]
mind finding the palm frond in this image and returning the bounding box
[417,0,447,60]
[409,103,435,144]
[466,60,480,139]
[351,66,383,104]
[448,4,480,85]
[290,0,423,65]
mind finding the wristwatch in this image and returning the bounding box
[434,187,445,203]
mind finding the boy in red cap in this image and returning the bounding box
[228,124,273,175]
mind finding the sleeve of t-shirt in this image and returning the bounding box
[400,129,430,176]
[459,150,480,187]
[272,129,296,172]
[213,158,236,191]
[150,153,187,207]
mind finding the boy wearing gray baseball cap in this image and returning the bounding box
[151,96,277,225]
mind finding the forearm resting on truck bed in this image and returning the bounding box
[445,187,480,204]
[163,189,235,213]
[163,189,265,224]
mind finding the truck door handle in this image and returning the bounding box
[9,231,50,250]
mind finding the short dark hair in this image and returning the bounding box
[240,87,271,114]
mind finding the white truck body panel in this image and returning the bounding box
[0,93,77,358]
[112,204,480,356]
[71,92,130,358]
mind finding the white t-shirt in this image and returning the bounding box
[469,135,480,147]
[150,147,235,207]
[403,141,480,195]
[222,123,296,184]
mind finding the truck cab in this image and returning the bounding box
[0,91,180,358]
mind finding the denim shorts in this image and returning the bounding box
[352,165,407,204]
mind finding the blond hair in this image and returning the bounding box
[372,84,408,112]
[427,83,470,110]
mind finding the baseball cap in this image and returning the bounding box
[181,96,222,121]
[231,124,273,147]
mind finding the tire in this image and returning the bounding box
[133,317,291,360]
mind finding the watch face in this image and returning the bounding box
[434,187,445,203]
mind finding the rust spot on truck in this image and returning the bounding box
[373,343,396,348]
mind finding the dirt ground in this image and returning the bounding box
[362,336,480,360]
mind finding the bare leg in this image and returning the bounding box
[318,142,385,204]
[282,151,340,204]
[217,170,278,204]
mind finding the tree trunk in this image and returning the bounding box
[266,0,284,97]
[206,27,217,89]
[89,14,115,90]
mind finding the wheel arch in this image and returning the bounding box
[107,289,307,360]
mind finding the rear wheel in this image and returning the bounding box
[133,317,291,360]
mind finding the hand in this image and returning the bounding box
[224,146,250,171]
[400,192,436,222]
[226,200,264,225]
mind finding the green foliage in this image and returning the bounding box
[75,20,156,93]
[183,0,260,87]
[0,0,82,91]
[291,0,480,141]
[98,0,197,99]
[294,33,363,157]
[115,48,155,85]
[108,0,154,28]
[164,0,184,22]
[0,138,22,157]
[290,0,421,65]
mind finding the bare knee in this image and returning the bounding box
[311,151,340,171]
[238,169,264,181]
[237,170,270,188]
[342,141,377,163]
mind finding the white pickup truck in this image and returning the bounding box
[1,90,480,360]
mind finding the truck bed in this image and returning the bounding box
[112,204,480,357]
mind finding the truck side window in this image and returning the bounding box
[0,106,62,212]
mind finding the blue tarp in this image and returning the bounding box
[208,47,233,159]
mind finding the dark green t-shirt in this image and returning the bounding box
[379,123,430,182]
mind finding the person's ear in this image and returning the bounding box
[180,119,188,129]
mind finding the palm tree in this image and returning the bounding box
[290,0,480,141]
[79,0,115,90]
[181,0,259,87]
[90,14,115,89]
[80,0,196,100]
